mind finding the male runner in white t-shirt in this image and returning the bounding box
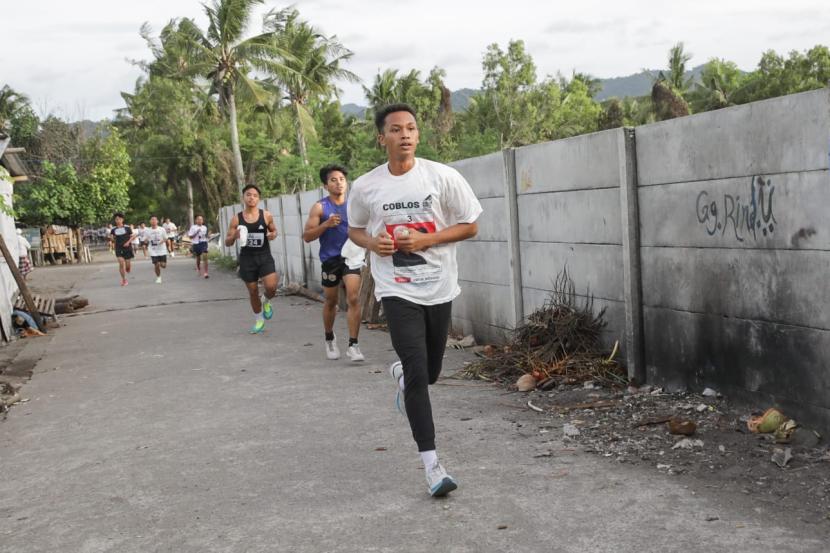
[188,215,210,278]
[348,103,482,497]
[146,216,169,284]
[163,218,178,257]
[137,222,149,258]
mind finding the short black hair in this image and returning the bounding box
[374,103,417,133]
[113,212,125,220]
[319,164,348,184]
[242,184,261,196]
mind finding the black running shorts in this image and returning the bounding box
[321,256,361,288]
[238,253,276,283]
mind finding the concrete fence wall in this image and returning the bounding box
[219,88,830,429]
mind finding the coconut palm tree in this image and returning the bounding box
[150,0,292,195]
[263,8,358,179]
[0,85,30,131]
[660,42,694,94]
[363,69,401,112]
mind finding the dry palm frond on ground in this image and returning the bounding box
[458,269,626,387]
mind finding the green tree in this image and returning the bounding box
[15,128,132,226]
[480,40,538,147]
[264,7,358,183]
[155,0,292,195]
[689,58,746,111]
[0,85,29,131]
[81,128,133,224]
[736,45,830,103]
[660,42,694,94]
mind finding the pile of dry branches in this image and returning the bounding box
[458,269,627,387]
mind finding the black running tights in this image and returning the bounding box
[382,297,452,452]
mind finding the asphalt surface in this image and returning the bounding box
[1,256,827,552]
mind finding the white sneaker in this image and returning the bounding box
[389,360,404,414]
[346,344,365,362]
[426,461,458,497]
[155,276,162,284]
[389,360,403,382]
[325,335,340,360]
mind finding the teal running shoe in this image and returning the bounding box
[250,320,266,334]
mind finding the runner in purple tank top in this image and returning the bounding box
[303,164,366,362]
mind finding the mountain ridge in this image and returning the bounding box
[342,66,709,115]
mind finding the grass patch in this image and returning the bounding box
[208,250,239,271]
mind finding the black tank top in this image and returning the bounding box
[238,209,270,256]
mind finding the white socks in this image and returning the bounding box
[420,450,438,471]
[398,376,405,391]
[255,312,264,322]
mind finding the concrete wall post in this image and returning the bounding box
[503,148,524,327]
[617,127,645,383]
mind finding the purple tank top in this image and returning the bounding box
[319,197,349,262]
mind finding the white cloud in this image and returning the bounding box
[2,0,828,120]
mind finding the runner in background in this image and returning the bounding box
[188,215,210,279]
[163,218,178,257]
[225,185,279,334]
[146,216,169,284]
[138,222,149,258]
[110,213,134,286]
[303,164,365,362]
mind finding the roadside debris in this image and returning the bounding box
[457,269,625,387]
[771,447,793,468]
[447,335,476,349]
[516,374,536,392]
[672,438,705,450]
[506,381,830,523]
[667,417,697,436]
[748,408,788,433]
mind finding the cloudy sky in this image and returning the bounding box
[2,0,829,121]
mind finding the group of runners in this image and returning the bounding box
[112,103,483,498]
[109,215,209,286]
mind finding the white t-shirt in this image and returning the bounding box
[145,227,168,257]
[163,222,177,235]
[188,224,208,244]
[348,158,483,305]
[17,235,31,256]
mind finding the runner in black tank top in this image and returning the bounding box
[238,209,270,256]
[224,185,280,334]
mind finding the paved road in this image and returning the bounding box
[1,257,826,552]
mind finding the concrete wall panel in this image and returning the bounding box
[453,280,512,331]
[642,247,830,330]
[518,188,622,245]
[515,129,621,195]
[456,241,511,287]
[639,171,830,250]
[644,306,830,430]
[473,197,508,242]
[452,151,506,199]
[636,89,830,186]
[520,242,623,302]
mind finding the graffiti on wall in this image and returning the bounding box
[695,176,777,241]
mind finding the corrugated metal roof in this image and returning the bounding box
[0,134,31,182]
